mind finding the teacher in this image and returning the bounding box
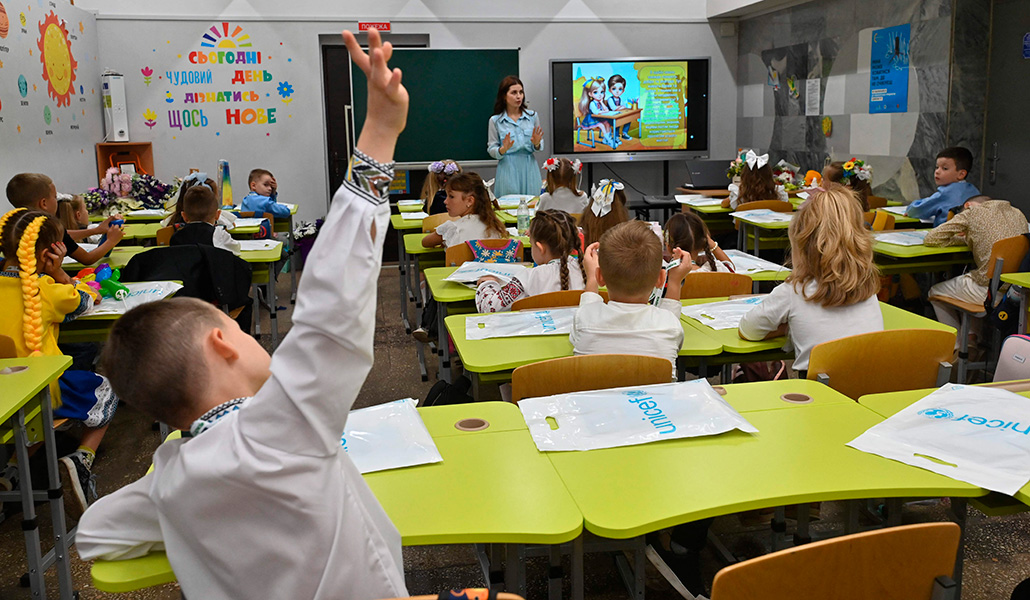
[487,75,544,197]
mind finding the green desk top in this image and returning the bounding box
[879,302,956,332]
[391,213,425,231]
[228,224,261,236]
[398,203,425,213]
[720,378,854,413]
[425,267,476,303]
[418,401,527,437]
[1001,273,1030,287]
[687,204,732,215]
[873,240,970,259]
[732,215,792,230]
[0,355,72,425]
[404,232,445,256]
[446,309,723,374]
[90,211,171,223]
[240,244,284,264]
[122,223,161,240]
[546,401,983,539]
[748,269,791,282]
[365,429,582,545]
[64,246,154,271]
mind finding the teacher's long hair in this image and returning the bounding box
[493,76,527,116]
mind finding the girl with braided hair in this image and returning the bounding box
[475,209,585,312]
[663,212,735,274]
[0,208,115,518]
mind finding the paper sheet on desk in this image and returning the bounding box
[126,209,167,217]
[444,262,529,285]
[280,203,297,211]
[724,250,790,274]
[238,240,282,252]
[848,384,1030,495]
[401,211,430,220]
[397,200,424,207]
[519,380,758,452]
[341,398,442,474]
[497,194,536,209]
[682,296,766,330]
[62,243,99,265]
[466,307,576,340]
[86,281,183,316]
[229,217,265,229]
[874,230,928,246]
[676,195,724,207]
[882,205,934,223]
[729,209,793,223]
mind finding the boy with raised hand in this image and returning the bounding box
[76,28,410,600]
[905,146,981,226]
[571,220,693,379]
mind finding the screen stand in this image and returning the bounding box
[662,161,669,196]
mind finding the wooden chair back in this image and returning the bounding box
[679,273,753,299]
[444,238,523,267]
[807,328,956,400]
[710,523,960,600]
[510,354,672,404]
[867,195,888,209]
[511,289,609,311]
[423,213,456,233]
[0,334,16,359]
[863,211,875,227]
[156,226,174,246]
[871,211,895,231]
[738,200,793,213]
[986,235,1030,281]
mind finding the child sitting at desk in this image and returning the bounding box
[664,212,734,273]
[422,159,461,215]
[724,150,788,209]
[823,158,873,211]
[164,173,236,230]
[580,179,630,248]
[571,220,692,377]
[925,195,1029,350]
[241,168,292,219]
[421,172,507,248]
[537,157,588,215]
[0,208,116,519]
[738,184,883,374]
[905,146,981,226]
[475,209,584,312]
[170,184,241,256]
[7,173,124,266]
[76,28,409,600]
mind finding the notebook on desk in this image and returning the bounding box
[683,160,730,189]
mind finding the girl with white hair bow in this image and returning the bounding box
[725,149,789,209]
[581,179,630,247]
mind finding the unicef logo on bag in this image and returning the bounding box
[918,408,955,420]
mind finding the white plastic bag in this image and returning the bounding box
[724,250,790,275]
[847,384,1030,495]
[518,380,758,452]
[466,307,577,340]
[341,398,443,474]
[681,296,765,330]
[444,261,529,285]
[87,281,184,316]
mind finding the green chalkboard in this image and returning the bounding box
[352,49,520,163]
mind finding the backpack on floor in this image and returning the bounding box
[423,376,474,406]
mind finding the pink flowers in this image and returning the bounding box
[141,66,153,86]
[101,167,134,197]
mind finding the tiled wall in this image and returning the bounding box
[736,0,990,201]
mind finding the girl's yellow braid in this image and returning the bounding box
[0,207,26,242]
[16,215,47,356]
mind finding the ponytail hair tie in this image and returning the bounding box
[590,179,624,217]
[542,158,560,172]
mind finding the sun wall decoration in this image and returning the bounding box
[201,22,252,48]
[37,10,77,107]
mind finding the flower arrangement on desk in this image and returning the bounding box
[840,158,873,185]
[130,173,178,210]
[82,187,115,214]
[726,149,746,180]
[773,160,802,192]
[101,167,134,197]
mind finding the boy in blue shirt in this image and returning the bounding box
[905,147,980,226]
[240,169,292,219]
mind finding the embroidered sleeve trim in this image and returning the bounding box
[343,148,395,206]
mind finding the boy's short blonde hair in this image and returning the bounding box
[6,173,54,209]
[598,220,663,296]
[182,185,219,223]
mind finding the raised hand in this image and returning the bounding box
[342,27,409,163]
[531,126,544,147]
[500,132,515,155]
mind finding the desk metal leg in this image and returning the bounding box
[40,387,74,599]
[737,223,744,251]
[288,215,297,304]
[504,544,527,598]
[951,497,968,596]
[548,544,562,600]
[412,254,423,310]
[471,373,482,402]
[13,406,46,599]
[753,226,761,257]
[1020,288,1028,335]
[398,233,411,334]
[572,535,584,600]
[437,302,451,383]
[268,263,279,350]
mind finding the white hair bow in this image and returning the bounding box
[745,149,769,170]
[484,178,496,201]
[591,179,624,217]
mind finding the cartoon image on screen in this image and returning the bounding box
[572,61,688,153]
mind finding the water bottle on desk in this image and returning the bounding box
[517,198,530,236]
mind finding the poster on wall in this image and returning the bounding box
[869,24,910,114]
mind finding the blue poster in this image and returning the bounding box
[869,24,910,113]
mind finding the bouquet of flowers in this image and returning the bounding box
[840,158,873,185]
[293,219,323,241]
[773,160,802,191]
[81,187,115,214]
[100,167,134,197]
[130,174,178,210]
[726,150,746,180]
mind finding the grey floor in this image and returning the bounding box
[2,266,1030,599]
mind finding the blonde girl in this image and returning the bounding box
[581,179,630,248]
[421,160,462,215]
[738,184,883,372]
[663,212,734,273]
[537,157,588,215]
[725,150,788,209]
[578,77,618,148]
[422,172,507,248]
[475,209,585,312]
[57,194,90,232]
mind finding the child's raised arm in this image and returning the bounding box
[68,225,123,266]
[238,28,408,455]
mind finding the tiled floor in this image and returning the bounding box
[1,266,1029,599]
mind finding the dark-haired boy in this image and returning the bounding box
[905,146,981,226]
[77,28,409,600]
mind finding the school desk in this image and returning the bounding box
[398,202,425,213]
[1000,272,1030,334]
[89,210,171,224]
[119,222,162,242]
[391,213,425,331]
[63,245,153,271]
[242,242,285,349]
[680,202,734,235]
[274,203,300,304]
[544,399,984,600]
[873,237,973,276]
[227,222,261,236]
[0,355,76,599]
[417,400,527,436]
[444,311,723,400]
[732,212,792,257]
[591,108,642,132]
[875,207,928,227]
[675,187,731,199]
[424,267,478,382]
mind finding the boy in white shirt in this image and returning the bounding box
[571,220,693,377]
[76,29,409,600]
